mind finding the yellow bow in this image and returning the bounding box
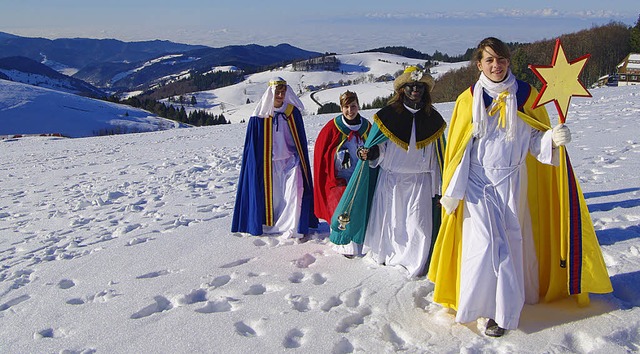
[487,91,509,129]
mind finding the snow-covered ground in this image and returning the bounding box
[1,81,639,352]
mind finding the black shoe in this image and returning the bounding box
[485,319,506,337]
[343,254,356,259]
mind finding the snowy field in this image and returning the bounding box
[1,84,639,353]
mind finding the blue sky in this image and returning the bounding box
[1,1,637,55]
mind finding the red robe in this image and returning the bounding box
[313,115,370,222]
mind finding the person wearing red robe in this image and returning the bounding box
[313,91,371,256]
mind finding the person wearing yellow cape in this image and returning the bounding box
[428,37,612,337]
[330,66,446,278]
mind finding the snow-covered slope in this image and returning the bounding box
[0,56,105,97]
[183,52,468,123]
[0,79,188,138]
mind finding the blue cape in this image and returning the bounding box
[232,104,318,235]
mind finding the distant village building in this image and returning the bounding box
[292,55,340,72]
[597,53,640,87]
[616,53,640,86]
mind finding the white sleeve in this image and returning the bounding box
[531,129,559,166]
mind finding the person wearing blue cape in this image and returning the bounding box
[231,78,318,238]
[330,66,446,277]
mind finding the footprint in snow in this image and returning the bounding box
[34,327,66,339]
[234,318,267,337]
[136,269,171,279]
[285,294,315,312]
[335,307,372,333]
[220,258,253,269]
[288,272,305,283]
[205,274,232,288]
[332,337,355,354]
[253,238,267,247]
[412,284,434,310]
[381,323,407,351]
[243,283,282,295]
[130,295,173,319]
[292,253,316,268]
[243,284,267,295]
[342,288,363,308]
[174,288,208,306]
[320,296,343,312]
[0,294,30,311]
[126,236,152,246]
[58,279,75,289]
[283,328,305,349]
[311,273,328,285]
[66,289,119,305]
[196,297,241,314]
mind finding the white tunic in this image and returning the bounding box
[263,109,304,238]
[445,110,556,329]
[363,116,441,278]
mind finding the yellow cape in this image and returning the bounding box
[427,84,612,310]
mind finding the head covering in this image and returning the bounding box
[472,69,518,141]
[393,66,435,92]
[252,77,305,118]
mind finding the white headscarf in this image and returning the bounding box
[252,77,305,118]
[472,70,518,141]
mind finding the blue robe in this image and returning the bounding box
[232,104,318,235]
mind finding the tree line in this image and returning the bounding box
[105,95,229,127]
[360,46,473,63]
[140,70,244,101]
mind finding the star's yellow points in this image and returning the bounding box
[529,38,591,123]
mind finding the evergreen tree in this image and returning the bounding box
[317,102,341,114]
[631,14,640,53]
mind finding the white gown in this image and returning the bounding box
[445,110,557,329]
[363,120,441,278]
[262,109,304,238]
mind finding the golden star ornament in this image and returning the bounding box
[529,38,591,123]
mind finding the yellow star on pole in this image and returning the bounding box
[528,38,591,123]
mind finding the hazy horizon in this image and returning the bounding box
[1,2,636,55]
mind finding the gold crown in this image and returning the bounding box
[269,78,287,87]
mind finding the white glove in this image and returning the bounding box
[552,124,572,147]
[440,196,460,215]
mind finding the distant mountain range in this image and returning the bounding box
[0,32,321,94]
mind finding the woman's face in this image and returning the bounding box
[341,101,359,120]
[477,46,510,82]
[273,85,287,108]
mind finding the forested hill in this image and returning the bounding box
[431,22,639,103]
